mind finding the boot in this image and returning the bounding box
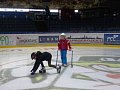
[56,65,61,73]
[39,67,46,73]
[31,70,35,75]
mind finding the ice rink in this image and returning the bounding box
[0,46,120,90]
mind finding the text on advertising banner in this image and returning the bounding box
[39,36,59,43]
[104,34,120,45]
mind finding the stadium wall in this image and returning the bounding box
[0,33,120,48]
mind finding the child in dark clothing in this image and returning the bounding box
[31,51,61,75]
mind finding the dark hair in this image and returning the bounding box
[31,52,36,59]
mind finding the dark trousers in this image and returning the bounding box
[32,59,56,72]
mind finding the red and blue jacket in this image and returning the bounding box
[58,39,71,50]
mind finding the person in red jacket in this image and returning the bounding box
[58,33,71,67]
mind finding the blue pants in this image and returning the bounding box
[60,50,67,64]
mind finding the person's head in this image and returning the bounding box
[60,33,66,39]
[31,52,36,60]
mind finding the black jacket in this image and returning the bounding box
[36,51,52,61]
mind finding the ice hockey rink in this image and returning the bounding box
[0,45,120,90]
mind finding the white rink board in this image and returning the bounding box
[0,33,120,46]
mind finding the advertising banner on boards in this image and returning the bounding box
[104,34,120,45]
[66,33,103,44]
[0,35,16,46]
[39,36,59,43]
[16,35,38,45]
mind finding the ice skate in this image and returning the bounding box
[56,64,61,73]
[62,64,68,67]
[30,70,35,78]
[39,68,46,73]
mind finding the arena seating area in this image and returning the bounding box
[0,12,37,33]
[0,0,120,33]
[0,11,120,34]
